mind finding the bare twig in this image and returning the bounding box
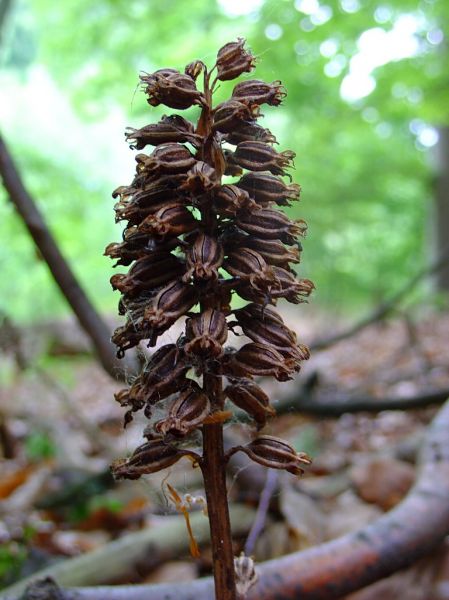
[0,132,134,380]
[244,468,278,556]
[275,386,449,417]
[11,397,449,600]
[309,245,449,352]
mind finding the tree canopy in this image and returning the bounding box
[1,0,448,320]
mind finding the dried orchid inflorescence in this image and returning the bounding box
[106,40,314,600]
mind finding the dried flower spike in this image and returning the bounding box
[107,39,313,600]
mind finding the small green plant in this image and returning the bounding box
[24,431,56,461]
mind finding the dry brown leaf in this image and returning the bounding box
[326,490,382,540]
[279,483,326,551]
[253,521,290,561]
[0,464,36,498]
[143,560,197,584]
[350,457,415,510]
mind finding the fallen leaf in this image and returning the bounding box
[350,457,415,510]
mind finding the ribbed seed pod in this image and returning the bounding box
[185,308,228,359]
[237,172,300,206]
[231,79,286,106]
[225,380,275,430]
[155,384,210,437]
[107,40,313,492]
[231,436,312,476]
[236,209,307,244]
[183,233,224,282]
[111,440,193,480]
[125,115,197,149]
[231,141,295,175]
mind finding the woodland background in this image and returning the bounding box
[1,0,449,598]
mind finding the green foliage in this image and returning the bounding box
[0,542,28,587]
[1,0,448,321]
[24,430,56,461]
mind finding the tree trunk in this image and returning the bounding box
[434,126,449,290]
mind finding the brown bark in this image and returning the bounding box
[434,127,449,290]
[14,398,449,600]
[0,132,132,380]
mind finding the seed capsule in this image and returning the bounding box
[223,149,244,177]
[216,38,256,81]
[225,343,295,381]
[224,248,278,293]
[110,253,184,296]
[111,439,190,480]
[139,344,190,403]
[212,100,259,134]
[114,194,184,226]
[114,384,148,427]
[183,233,224,282]
[234,435,312,476]
[155,384,210,437]
[104,241,141,267]
[111,322,145,356]
[140,70,204,109]
[144,280,198,334]
[138,203,197,238]
[130,184,182,209]
[181,161,219,194]
[244,237,301,267]
[213,185,257,216]
[185,309,228,359]
[234,303,302,362]
[184,60,205,80]
[225,380,275,429]
[271,268,315,303]
[226,123,277,146]
[236,209,307,245]
[125,115,196,149]
[232,79,286,106]
[136,144,196,176]
[232,141,295,176]
[237,173,300,206]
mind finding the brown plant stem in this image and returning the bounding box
[201,418,237,600]
[0,132,133,380]
[197,69,237,600]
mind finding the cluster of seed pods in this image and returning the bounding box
[107,39,314,482]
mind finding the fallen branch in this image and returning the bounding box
[11,397,449,600]
[2,504,255,598]
[309,245,449,352]
[275,386,449,417]
[0,133,133,380]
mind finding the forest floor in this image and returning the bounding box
[1,308,449,599]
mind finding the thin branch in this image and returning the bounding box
[275,386,449,417]
[0,132,134,380]
[244,468,278,556]
[309,245,449,352]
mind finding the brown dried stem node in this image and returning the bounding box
[106,38,314,600]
